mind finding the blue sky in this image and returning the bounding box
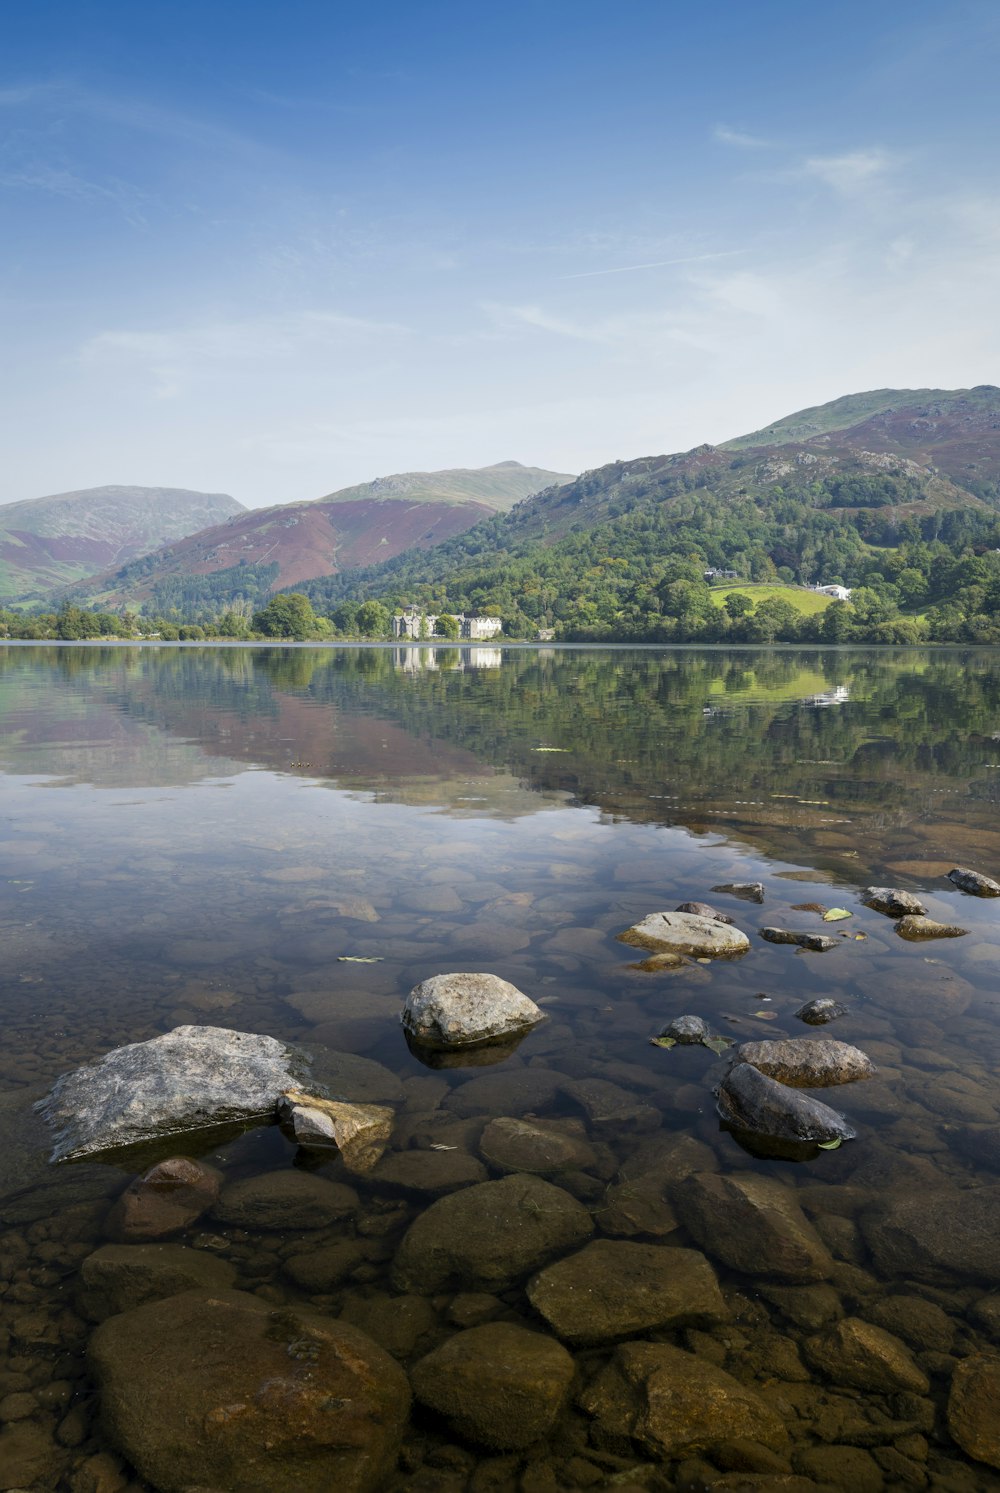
[2,1,998,507]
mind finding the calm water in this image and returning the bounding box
[2,643,1000,1491]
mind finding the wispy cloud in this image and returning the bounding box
[560,250,746,280]
[82,310,410,397]
[801,148,897,195]
[713,124,773,150]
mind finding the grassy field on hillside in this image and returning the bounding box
[709,583,835,616]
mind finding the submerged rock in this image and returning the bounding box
[794,998,849,1026]
[759,927,838,952]
[948,866,1000,897]
[411,1323,574,1450]
[948,1352,1000,1469]
[712,881,765,903]
[401,972,545,1049]
[38,1025,310,1163]
[862,887,927,917]
[716,1063,857,1145]
[895,914,969,941]
[618,911,750,960]
[479,1116,596,1175]
[213,1170,358,1230]
[674,1172,834,1284]
[803,1316,929,1394]
[277,1091,393,1174]
[861,1186,1000,1284]
[391,1174,593,1293]
[733,1037,876,1088]
[526,1239,727,1343]
[89,1289,410,1493]
[675,901,735,924]
[580,1342,788,1459]
[104,1156,221,1241]
[78,1242,236,1322]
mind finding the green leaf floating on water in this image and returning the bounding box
[703,1036,733,1056]
[649,1036,676,1049]
[822,908,852,922]
[817,1138,843,1150]
[337,956,383,963]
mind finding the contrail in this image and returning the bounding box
[560,249,745,280]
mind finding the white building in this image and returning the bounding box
[392,606,502,640]
[813,585,852,602]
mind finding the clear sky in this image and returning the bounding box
[2,0,998,508]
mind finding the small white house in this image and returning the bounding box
[814,584,852,602]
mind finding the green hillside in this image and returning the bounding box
[709,584,834,616]
[313,461,574,513]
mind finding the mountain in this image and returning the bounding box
[289,385,1000,637]
[0,485,245,601]
[68,462,573,612]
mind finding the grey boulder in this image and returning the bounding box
[618,911,750,960]
[733,1037,876,1087]
[401,972,545,1049]
[862,887,927,917]
[37,1025,312,1163]
[716,1063,857,1145]
[949,866,1000,897]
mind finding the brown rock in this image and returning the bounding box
[479,1116,597,1175]
[105,1156,222,1241]
[278,1091,394,1173]
[77,1242,236,1322]
[370,1148,488,1195]
[895,915,968,941]
[411,1322,574,1449]
[391,1174,593,1293]
[89,1289,410,1492]
[527,1240,727,1343]
[213,1170,359,1229]
[803,1316,930,1394]
[948,1352,1000,1469]
[580,1342,788,1459]
[861,1186,1000,1284]
[734,1037,876,1087]
[674,1172,834,1283]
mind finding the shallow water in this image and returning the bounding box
[2,643,1000,1491]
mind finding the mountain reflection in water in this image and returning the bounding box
[2,643,1000,1490]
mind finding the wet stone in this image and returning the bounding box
[580,1342,788,1460]
[526,1239,727,1344]
[283,1240,368,1292]
[948,1352,1000,1469]
[618,911,750,960]
[865,1295,954,1354]
[803,1316,930,1394]
[78,1242,237,1322]
[758,927,838,952]
[712,882,765,903]
[277,1092,394,1173]
[733,1037,876,1087]
[445,1068,563,1120]
[479,1116,597,1175]
[948,866,1000,897]
[794,998,850,1026]
[89,1288,410,1493]
[104,1156,222,1242]
[370,1148,488,1195]
[862,887,927,917]
[401,972,546,1049]
[598,1176,680,1238]
[213,1170,359,1230]
[391,1174,593,1293]
[674,902,734,924]
[674,1172,834,1284]
[895,915,969,941]
[861,1186,1000,1285]
[716,1063,857,1145]
[411,1322,575,1450]
[559,1077,660,1134]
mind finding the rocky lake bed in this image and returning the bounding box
[4,643,1000,1492]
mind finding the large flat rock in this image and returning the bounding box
[38,1025,312,1163]
[617,911,750,960]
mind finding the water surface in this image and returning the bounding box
[2,644,1000,1490]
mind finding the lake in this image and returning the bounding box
[2,642,1000,1491]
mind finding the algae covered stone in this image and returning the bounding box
[580,1342,788,1459]
[401,972,545,1049]
[674,1172,834,1283]
[716,1063,857,1145]
[411,1322,574,1449]
[90,1289,410,1493]
[527,1239,727,1344]
[948,1352,1000,1469]
[733,1037,876,1088]
[391,1174,592,1293]
[78,1242,236,1322]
